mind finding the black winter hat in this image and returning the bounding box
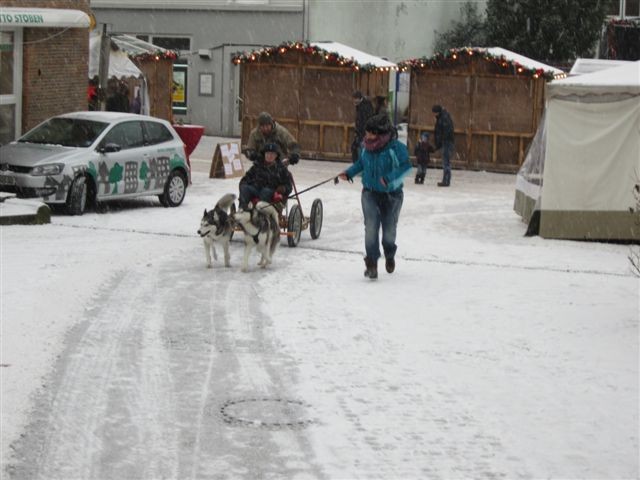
[258,112,273,126]
[365,114,393,135]
[262,143,280,154]
[432,105,443,114]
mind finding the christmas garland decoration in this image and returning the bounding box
[232,40,395,72]
[398,47,564,81]
[128,50,178,62]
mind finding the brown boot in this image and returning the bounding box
[363,257,378,280]
[385,257,395,273]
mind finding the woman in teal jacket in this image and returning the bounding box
[339,114,412,279]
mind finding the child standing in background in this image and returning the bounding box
[414,132,434,184]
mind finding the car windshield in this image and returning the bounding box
[19,118,109,148]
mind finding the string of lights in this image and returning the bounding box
[398,47,565,80]
[231,41,397,72]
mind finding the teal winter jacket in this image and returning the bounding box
[345,139,411,192]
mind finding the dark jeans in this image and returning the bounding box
[361,188,403,262]
[441,142,454,184]
[239,184,275,209]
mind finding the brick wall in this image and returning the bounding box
[5,0,91,132]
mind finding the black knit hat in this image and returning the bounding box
[262,143,280,154]
[365,114,393,135]
[432,105,443,114]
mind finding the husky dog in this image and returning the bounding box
[197,193,236,268]
[232,201,280,272]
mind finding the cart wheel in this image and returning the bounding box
[310,198,323,239]
[229,202,236,241]
[287,204,302,247]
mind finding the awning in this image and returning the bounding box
[0,8,91,29]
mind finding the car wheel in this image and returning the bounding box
[159,170,187,207]
[66,175,87,216]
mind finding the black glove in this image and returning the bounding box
[288,152,300,165]
[245,149,258,162]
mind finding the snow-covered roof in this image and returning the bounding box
[110,34,178,60]
[486,47,564,77]
[89,30,142,79]
[310,42,396,69]
[231,41,396,71]
[549,61,640,96]
[569,58,634,76]
[398,47,565,80]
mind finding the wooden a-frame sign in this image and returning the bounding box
[209,141,245,179]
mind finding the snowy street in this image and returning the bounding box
[1,140,638,479]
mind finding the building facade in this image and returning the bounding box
[90,0,471,136]
[1,0,92,144]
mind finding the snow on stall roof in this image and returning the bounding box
[552,60,640,87]
[569,58,634,76]
[486,47,564,77]
[311,41,397,68]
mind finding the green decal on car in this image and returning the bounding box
[109,162,123,194]
[87,161,98,181]
[169,153,186,170]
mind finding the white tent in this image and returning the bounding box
[88,30,150,115]
[515,61,640,241]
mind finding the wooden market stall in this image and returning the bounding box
[399,47,565,173]
[110,35,177,121]
[232,41,396,161]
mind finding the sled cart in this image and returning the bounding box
[232,168,324,248]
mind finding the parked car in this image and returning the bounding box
[0,111,190,215]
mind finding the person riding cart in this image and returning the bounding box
[238,143,293,210]
[244,112,301,165]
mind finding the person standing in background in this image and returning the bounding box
[351,91,374,163]
[432,104,455,187]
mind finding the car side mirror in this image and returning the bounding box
[98,143,122,154]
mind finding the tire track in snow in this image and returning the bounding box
[55,223,631,278]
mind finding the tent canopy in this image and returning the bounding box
[89,30,142,79]
[569,58,633,76]
[549,60,640,97]
[515,60,640,241]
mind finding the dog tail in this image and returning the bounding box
[216,193,237,213]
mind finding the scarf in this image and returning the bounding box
[363,133,391,152]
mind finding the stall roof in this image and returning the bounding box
[89,30,142,79]
[549,60,640,96]
[569,58,634,76]
[310,42,397,69]
[109,34,177,61]
[232,40,396,71]
[399,47,565,80]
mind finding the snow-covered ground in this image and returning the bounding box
[1,138,638,479]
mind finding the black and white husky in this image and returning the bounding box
[232,201,280,272]
[197,193,236,268]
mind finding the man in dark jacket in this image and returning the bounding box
[245,112,301,165]
[432,104,455,187]
[239,143,293,210]
[351,91,374,163]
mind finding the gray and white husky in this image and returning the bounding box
[232,201,280,272]
[197,193,236,268]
